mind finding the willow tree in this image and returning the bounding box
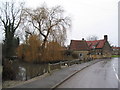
[0,1,24,58]
[25,5,71,49]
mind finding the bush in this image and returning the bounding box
[42,41,64,62]
[64,50,72,56]
[72,53,79,59]
[2,61,16,81]
[17,35,41,63]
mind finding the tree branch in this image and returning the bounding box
[25,31,32,35]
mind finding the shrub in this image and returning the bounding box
[17,35,41,63]
[42,41,64,62]
[72,53,79,59]
[2,61,16,80]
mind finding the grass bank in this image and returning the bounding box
[112,55,120,57]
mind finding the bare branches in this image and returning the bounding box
[15,3,71,62]
[0,1,25,31]
[25,31,32,35]
[24,4,71,48]
[0,1,25,57]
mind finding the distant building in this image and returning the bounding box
[112,47,120,55]
[70,35,112,59]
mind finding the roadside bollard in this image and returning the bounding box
[79,60,81,64]
[68,61,70,67]
[59,61,62,69]
[48,63,51,73]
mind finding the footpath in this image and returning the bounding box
[8,59,103,88]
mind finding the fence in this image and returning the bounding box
[47,57,93,73]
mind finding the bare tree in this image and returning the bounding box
[0,1,24,57]
[86,35,98,41]
[24,4,71,49]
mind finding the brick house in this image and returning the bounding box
[69,39,90,59]
[70,35,112,59]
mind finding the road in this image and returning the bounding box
[57,58,119,88]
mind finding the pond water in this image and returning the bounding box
[11,60,48,81]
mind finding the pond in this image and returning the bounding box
[11,60,48,81]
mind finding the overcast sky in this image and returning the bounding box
[0,0,119,46]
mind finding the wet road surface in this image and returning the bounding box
[57,58,119,88]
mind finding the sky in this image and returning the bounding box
[0,0,119,46]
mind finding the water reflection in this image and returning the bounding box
[12,60,48,81]
[17,66,26,81]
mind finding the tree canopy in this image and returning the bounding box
[0,1,25,58]
[16,4,71,63]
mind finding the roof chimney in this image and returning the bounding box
[82,38,84,41]
[104,35,108,41]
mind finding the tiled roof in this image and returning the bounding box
[70,40,90,51]
[86,39,106,49]
[70,39,106,51]
[112,47,120,50]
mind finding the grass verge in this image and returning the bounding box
[112,55,120,57]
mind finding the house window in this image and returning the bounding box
[79,53,83,57]
[98,53,101,55]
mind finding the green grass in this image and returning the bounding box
[112,55,120,57]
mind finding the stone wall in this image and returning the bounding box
[73,51,89,59]
[102,41,112,58]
